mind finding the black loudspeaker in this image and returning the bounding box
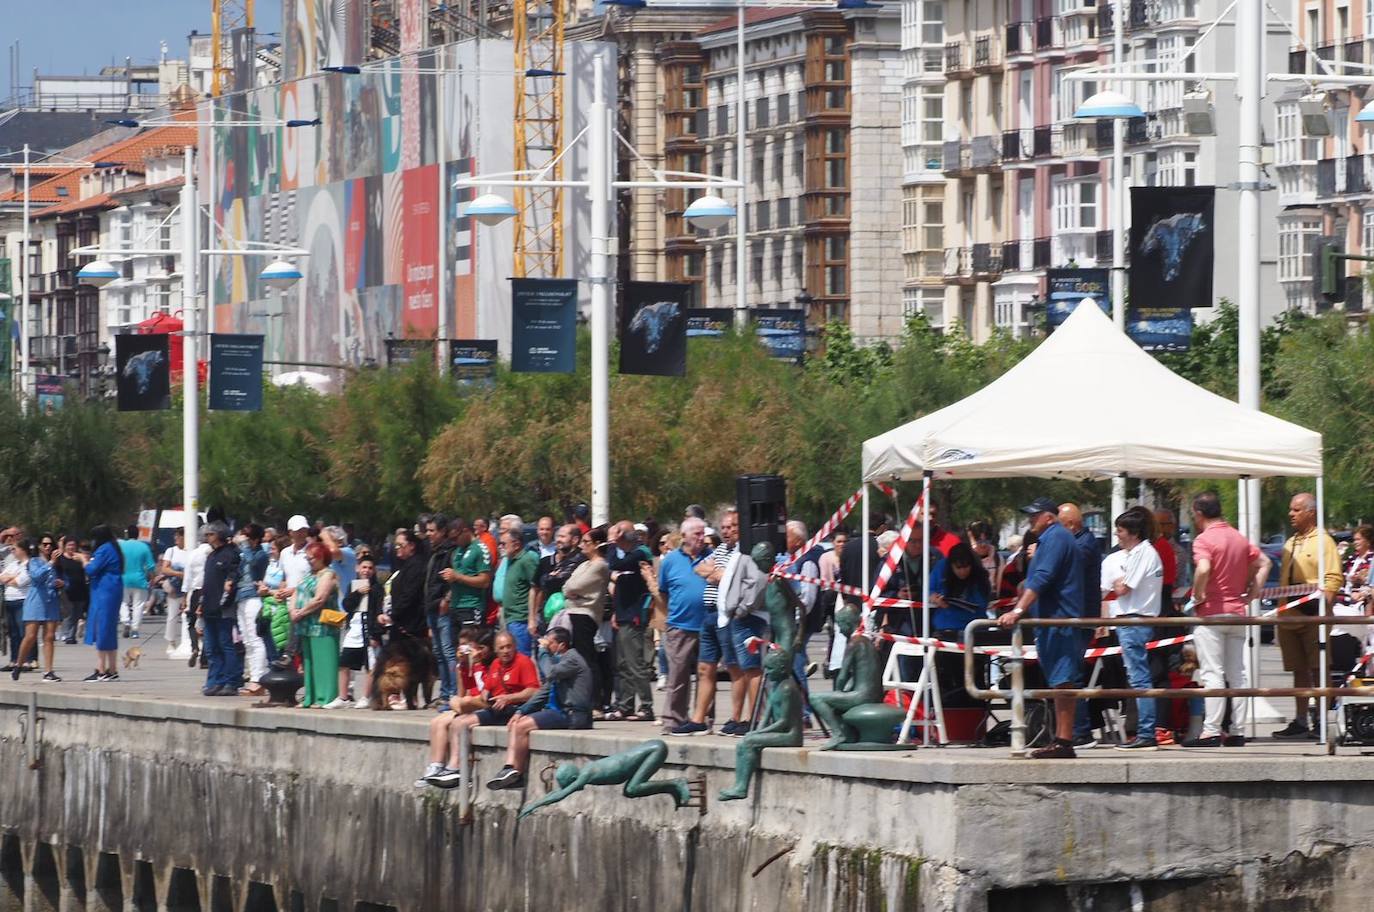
[736,474,787,557]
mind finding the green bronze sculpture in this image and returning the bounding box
[811,604,883,748]
[718,647,803,801]
[517,739,698,819]
[752,541,803,659]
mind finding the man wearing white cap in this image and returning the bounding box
[270,515,313,663]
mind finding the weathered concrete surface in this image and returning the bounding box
[2,687,1374,911]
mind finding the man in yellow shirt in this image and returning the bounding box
[1273,492,1343,740]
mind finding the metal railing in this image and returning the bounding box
[963,614,1374,756]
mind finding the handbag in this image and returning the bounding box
[318,607,348,627]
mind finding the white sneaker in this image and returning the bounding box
[322,697,350,710]
[353,699,371,709]
[655,675,667,691]
[414,762,444,788]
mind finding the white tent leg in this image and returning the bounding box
[928,645,947,744]
[1240,474,1258,740]
[921,471,932,746]
[898,657,927,744]
[861,483,871,633]
[1318,474,1328,746]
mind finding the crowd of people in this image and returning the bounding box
[0,486,1362,769]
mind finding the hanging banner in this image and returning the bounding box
[115,333,171,412]
[34,375,64,415]
[1129,186,1215,310]
[385,338,436,368]
[1045,268,1110,328]
[208,334,265,411]
[448,339,498,385]
[751,309,805,363]
[686,308,733,338]
[619,281,689,377]
[511,278,577,373]
[1127,306,1193,352]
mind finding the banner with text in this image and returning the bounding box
[620,282,689,377]
[751,309,806,363]
[686,308,733,338]
[511,278,577,373]
[1130,186,1215,310]
[1127,306,1193,352]
[115,333,171,412]
[448,339,498,385]
[209,334,265,411]
[385,338,437,369]
[35,375,64,414]
[1045,268,1110,328]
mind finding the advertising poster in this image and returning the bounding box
[1127,306,1193,352]
[208,334,265,411]
[511,278,578,373]
[751,309,806,363]
[1045,268,1110,328]
[385,338,436,368]
[449,339,498,385]
[401,164,439,336]
[619,282,689,377]
[1130,186,1215,310]
[35,375,63,415]
[115,333,171,412]
[686,308,733,338]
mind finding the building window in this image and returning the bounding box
[1278,217,1321,282]
[1052,178,1099,231]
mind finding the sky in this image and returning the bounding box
[1,0,283,100]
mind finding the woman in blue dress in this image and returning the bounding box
[83,525,125,682]
[12,538,63,681]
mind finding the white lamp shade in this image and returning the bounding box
[259,259,304,290]
[77,260,121,287]
[466,193,518,226]
[1074,90,1144,120]
[684,194,736,230]
[1357,99,1374,124]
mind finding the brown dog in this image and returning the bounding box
[368,637,437,710]
[122,646,142,669]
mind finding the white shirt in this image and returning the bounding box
[1104,540,1163,618]
[183,543,211,593]
[280,544,311,589]
[162,545,188,573]
[2,554,23,602]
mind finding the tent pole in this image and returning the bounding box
[922,470,932,746]
[1112,473,1126,547]
[1317,474,1328,745]
[861,483,870,634]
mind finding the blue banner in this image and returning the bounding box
[751,309,805,363]
[115,333,171,412]
[511,278,578,373]
[1045,268,1110,328]
[686,308,733,338]
[449,339,498,386]
[1126,306,1192,352]
[209,334,265,411]
[35,375,64,415]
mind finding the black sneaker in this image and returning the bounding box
[670,721,710,737]
[40,672,60,683]
[1181,735,1222,748]
[82,671,101,682]
[1029,741,1077,759]
[1222,734,1247,747]
[718,720,740,736]
[415,762,445,788]
[429,768,463,789]
[1272,721,1312,740]
[486,766,525,790]
[97,672,119,682]
[1115,738,1159,751]
[1072,734,1099,749]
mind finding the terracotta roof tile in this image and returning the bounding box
[0,124,196,205]
[698,6,809,35]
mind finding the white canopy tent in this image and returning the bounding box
[857,300,1327,743]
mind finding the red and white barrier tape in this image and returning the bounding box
[877,630,1193,660]
[777,485,865,572]
[868,493,926,604]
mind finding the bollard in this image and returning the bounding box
[1009,626,1026,758]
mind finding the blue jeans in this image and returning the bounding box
[1117,623,1157,739]
[506,619,533,656]
[202,616,242,691]
[428,609,457,700]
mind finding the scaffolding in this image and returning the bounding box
[211,0,254,96]
[512,0,564,278]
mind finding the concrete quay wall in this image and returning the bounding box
[1,691,1374,911]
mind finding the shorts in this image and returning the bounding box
[730,615,769,670]
[1277,620,1320,675]
[339,646,368,671]
[1034,626,1090,688]
[474,705,518,726]
[525,708,592,731]
[699,620,738,667]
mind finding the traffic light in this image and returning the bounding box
[1312,236,1345,305]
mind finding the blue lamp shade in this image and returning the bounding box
[77,260,121,288]
[604,0,648,7]
[286,118,322,128]
[104,119,140,129]
[684,194,735,230]
[836,0,880,9]
[1357,99,1374,124]
[259,259,304,290]
[466,193,518,226]
[321,65,362,75]
[1074,90,1144,119]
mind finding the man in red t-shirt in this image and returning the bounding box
[1181,491,1270,748]
[1151,510,1179,615]
[417,631,541,788]
[920,503,961,558]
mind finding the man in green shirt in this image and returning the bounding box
[440,519,492,628]
[500,529,540,655]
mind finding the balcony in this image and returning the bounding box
[943,140,972,175]
[1032,237,1052,269]
[1347,156,1368,194]
[1125,115,1150,144]
[1006,21,1031,58]
[1097,3,1114,35]
[971,243,1002,277]
[1317,158,1337,197]
[1289,49,1307,75]
[1002,129,1024,162]
[1346,40,1365,67]
[943,246,972,280]
[973,35,1001,71]
[1035,17,1063,51]
[944,42,972,77]
[970,135,1000,171]
[1095,230,1114,263]
[1032,125,1063,158]
[1061,122,1098,160]
[1129,0,1149,29]
[1002,240,1023,271]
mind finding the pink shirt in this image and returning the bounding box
[1192,520,1260,617]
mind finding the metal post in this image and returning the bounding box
[181,146,200,547]
[1240,474,1258,739]
[457,720,473,823]
[207,124,215,338]
[1236,0,1263,545]
[1109,2,1127,542]
[921,471,931,744]
[589,54,611,527]
[734,0,748,328]
[861,483,870,632]
[1317,474,1328,744]
[20,142,29,402]
[437,45,449,373]
[1010,623,1026,756]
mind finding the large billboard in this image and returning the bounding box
[206,38,611,373]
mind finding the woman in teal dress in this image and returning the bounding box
[290,542,341,707]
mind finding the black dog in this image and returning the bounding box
[369,636,438,711]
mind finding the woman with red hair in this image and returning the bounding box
[289,542,342,707]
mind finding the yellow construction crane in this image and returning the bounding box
[211,0,254,96]
[512,0,564,277]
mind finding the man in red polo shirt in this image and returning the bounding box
[1151,509,1179,615]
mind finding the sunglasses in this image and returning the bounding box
[40,541,53,547]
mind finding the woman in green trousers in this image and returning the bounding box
[290,542,341,707]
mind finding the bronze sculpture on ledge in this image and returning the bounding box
[810,603,907,750]
[518,739,703,819]
[718,645,803,801]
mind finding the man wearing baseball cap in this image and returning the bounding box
[998,496,1090,758]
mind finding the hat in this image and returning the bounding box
[633,522,648,534]
[287,514,310,532]
[1020,497,1059,517]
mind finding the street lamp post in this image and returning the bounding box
[459,53,740,524]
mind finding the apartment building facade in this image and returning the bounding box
[940,0,1285,341]
[658,5,905,338]
[900,0,949,326]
